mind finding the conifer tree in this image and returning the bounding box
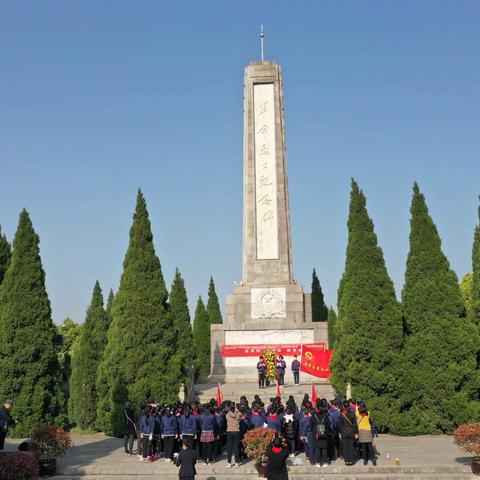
[471,197,480,325]
[192,296,211,379]
[106,289,114,324]
[398,184,480,434]
[96,190,179,435]
[207,276,223,324]
[0,226,11,285]
[69,281,109,430]
[311,269,328,322]
[170,268,194,377]
[0,210,63,436]
[327,307,337,349]
[330,180,403,429]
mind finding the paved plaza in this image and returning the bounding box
[4,432,476,479]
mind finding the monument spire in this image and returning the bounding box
[260,25,264,62]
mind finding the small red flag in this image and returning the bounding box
[311,382,318,407]
[216,382,223,406]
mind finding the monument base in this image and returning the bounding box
[225,284,312,324]
[209,321,328,383]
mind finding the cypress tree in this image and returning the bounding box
[69,281,109,430]
[0,210,63,436]
[460,273,473,314]
[398,183,480,434]
[327,307,337,349]
[0,226,11,285]
[471,197,480,325]
[106,289,114,324]
[330,180,403,429]
[207,276,223,324]
[311,269,328,322]
[170,268,194,376]
[96,190,179,436]
[192,296,211,379]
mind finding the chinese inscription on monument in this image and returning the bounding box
[253,83,278,260]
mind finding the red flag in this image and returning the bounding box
[276,378,281,399]
[216,383,223,406]
[311,382,318,407]
[300,344,332,378]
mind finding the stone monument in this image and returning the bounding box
[210,46,327,383]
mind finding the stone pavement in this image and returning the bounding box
[5,432,475,479]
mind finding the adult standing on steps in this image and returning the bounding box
[276,355,286,386]
[257,356,267,389]
[291,355,300,385]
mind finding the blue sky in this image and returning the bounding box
[1,1,479,323]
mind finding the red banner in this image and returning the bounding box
[300,343,333,378]
[220,343,328,358]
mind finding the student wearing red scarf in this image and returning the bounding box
[265,436,289,480]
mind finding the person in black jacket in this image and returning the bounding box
[338,403,357,465]
[280,407,298,457]
[176,440,197,480]
[123,401,136,455]
[0,400,15,450]
[266,436,289,480]
[310,402,331,468]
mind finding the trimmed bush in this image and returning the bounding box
[0,453,39,480]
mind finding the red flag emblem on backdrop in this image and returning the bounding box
[301,344,332,378]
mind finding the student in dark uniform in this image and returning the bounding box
[291,355,301,385]
[266,436,289,480]
[338,402,357,466]
[175,440,197,480]
[276,356,286,386]
[310,402,331,468]
[257,356,267,389]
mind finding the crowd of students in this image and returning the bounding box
[124,393,378,473]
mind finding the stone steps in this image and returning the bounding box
[194,381,335,404]
[55,474,473,480]
[56,463,472,478]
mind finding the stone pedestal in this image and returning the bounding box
[210,322,327,383]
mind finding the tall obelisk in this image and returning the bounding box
[209,36,328,383]
[225,59,306,324]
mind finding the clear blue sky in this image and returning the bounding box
[1,1,479,324]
